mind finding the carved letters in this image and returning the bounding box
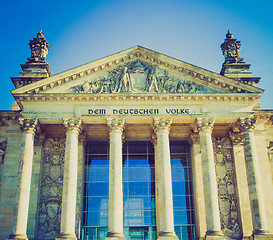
[71,60,217,94]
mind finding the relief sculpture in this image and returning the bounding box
[71,60,217,94]
[37,138,65,239]
[213,137,241,238]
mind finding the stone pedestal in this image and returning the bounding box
[105,118,125,240]
[153,118,178,240]
[196,118,224,239]
[252,234,273,240]
[56,118,82,240]
[238,117,270,237]
[8,119,38,240]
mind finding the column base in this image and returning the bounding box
[56,232,77,240]
[105,232,125,240]
[204,237,228,240]
[157,231,179,240]
[205,230,226,240]
[252,231,273,240]
[7,234,28,240]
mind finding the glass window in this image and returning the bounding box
[123,142,156,239]
[82,140,196,240]
[82,142,109,240]
[171,141,196,239]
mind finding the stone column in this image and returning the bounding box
[57,118,82,240]
[229,131,253,238]
[8,118,38,240]
[238,117,269,236]
[153,118,178,240]
[76,132,87,238]
[196,117,224,238]
[105,118,125,240]
[151,133,160,236]
[189,132,207,239]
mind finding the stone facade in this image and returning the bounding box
[213,137,240,238]
[0,31,273,240]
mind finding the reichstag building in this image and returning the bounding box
[0,30,272,240]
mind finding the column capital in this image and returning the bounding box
[79,131,87,144]
[237,117,256,133]
[153,118,172,133]
[196,117,215,133]
[18,118,39,134]
[34,132,46,146]
[151,132,157,146]
[189,131,200,145]
[229,131,243,145]
[107,118,125,133]
[63,118,82,134]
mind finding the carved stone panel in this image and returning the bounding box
[213,137,241,238]
[36,138,65,239]
[70,60,219,94]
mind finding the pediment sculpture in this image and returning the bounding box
[70,60,218,94]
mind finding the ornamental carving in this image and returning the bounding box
[221,31,241,63]
[196,117,215,132]
[153,118,172,133]
[27,30,50,63]
[229,132,243,145]
[237,117,256,132]
[189,132,200,145]
[107,118,125,133]
[18,118,39,134]
[213,137,241,238]
[63,118,82,133]
[70,60,218,94]
[34,133,46,146]
[0,140,7,164]
[37,138,65,239]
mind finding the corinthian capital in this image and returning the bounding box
[107,118,125,133]
[63,118,82,134]
[196,117,215,133]
[18,118,39,134]
[153,118,172,133]
[189,131,200,145]
[229,131,243,145]
[237,117,256,132]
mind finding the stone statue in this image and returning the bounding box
[82,80,91,93]
[147,74,159,93]
[117,67,133,93]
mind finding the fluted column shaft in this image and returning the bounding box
[189,132,207,239]
[152,134,160,236]
[238,117,269,235]
[106,118,125,240]
[196,118,223,237]
[57,118,82,240]
[9,119,38,240]
[153,118,178,240]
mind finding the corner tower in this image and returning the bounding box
[220,31,260,86]
[11,30,51,89]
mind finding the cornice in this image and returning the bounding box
[11,46,264,96]
[13,93,261,104]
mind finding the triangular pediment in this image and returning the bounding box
[12,46,263,96]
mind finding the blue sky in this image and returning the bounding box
[1,0,272,110]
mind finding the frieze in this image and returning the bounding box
[70,60,218,94]
[213,137,241,238]
[37,138,65,239]
[0,140,7,164]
